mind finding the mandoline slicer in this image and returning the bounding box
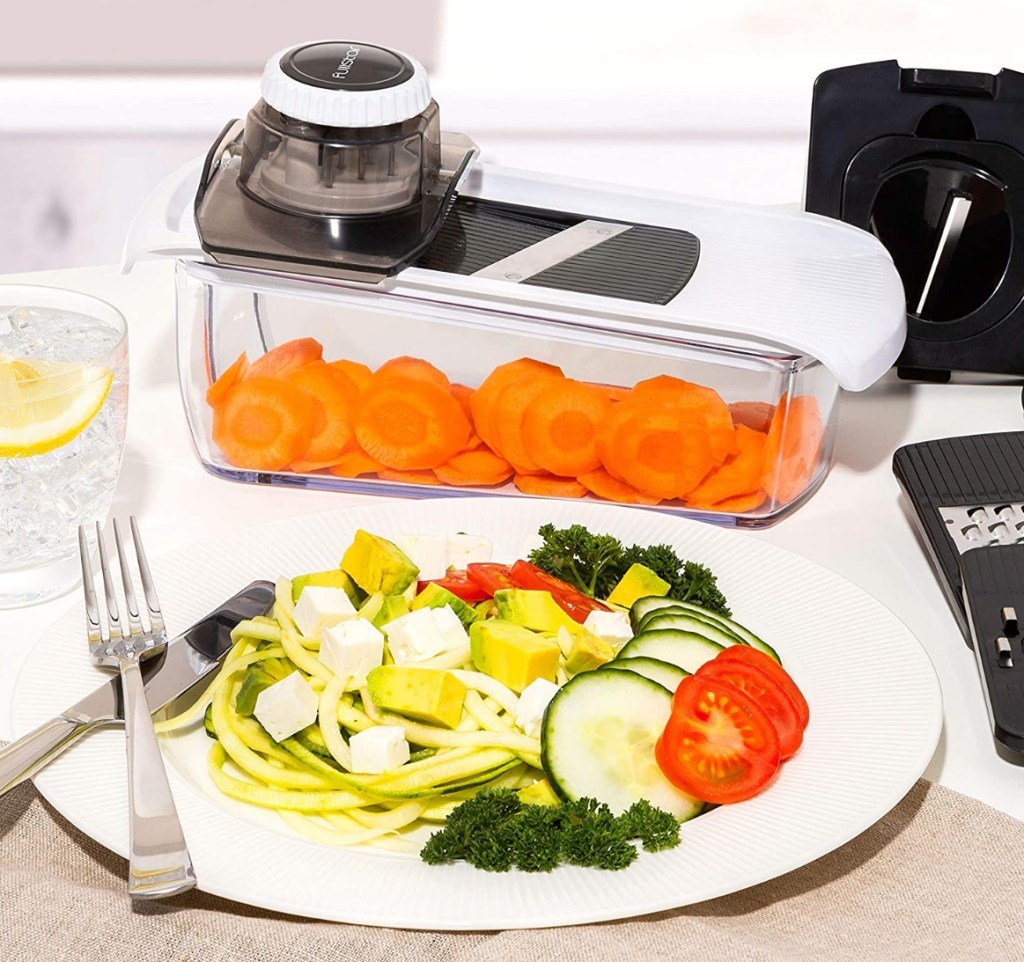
[893,432,1024,759]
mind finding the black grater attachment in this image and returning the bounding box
[414,197,700,305]
[893,431,1024,758]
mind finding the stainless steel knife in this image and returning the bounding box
[0,579,275,797]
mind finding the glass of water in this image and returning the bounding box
[0,286,128,607]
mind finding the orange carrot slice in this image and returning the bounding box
[328,359,372,393]
[598,402,715,500]
[685,425,767,506]
[762,395,825,503]
[327,447,385,478]
[287,361,360,463]
[206,352,249,408]
[689,489,768,513]
[577,468,662,505]
[247,338,323,380]
[513,473,588,498]
[355,375,470,470]
[493,373,566,472]
[434,447,514,486]
[450,383,475,419]
[372,356,450,390]
[378,468,443,486]
[521,379,611,477]
[632,375,736,462]
[212,376,317,471]
[470,358,564,453]
[728,400,775,434]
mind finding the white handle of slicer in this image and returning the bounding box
[120,157,205,273]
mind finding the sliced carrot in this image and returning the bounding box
[493,373,566,472]
[328,358,372,393]
[372,356,450,390]
[598,402,715,500]
[377,468,443,486]
[728,400,775,434]
[450,383,475,419]
[206,352,249,408]
[583,381,630,402]
[327,447,386,478]
[287,361,360,463]
[519,379,612,477]
[685,425,767,506]
[290,456,354,473]
[434,447,514,486]
[689,490,768,513]
[513,473,588,498]
[355,375,470,470]
[470,358,564,453]
[212,376,317,471]
[632,375,736,462]
[762,395,825,503]
[577,468,662,505]
[247,338,323,380]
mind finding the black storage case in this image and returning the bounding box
[806,60,1024,381]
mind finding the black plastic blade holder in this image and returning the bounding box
[806,60,1024,380]
[893,432,1024,759]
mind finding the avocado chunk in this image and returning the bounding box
[234,664,279,717]
[294,724,332,758]
[410,582,479,627]
[556,623,615,675]
[366,665,467,729]
[517,778,560,807]
[475,598,498,620]
[291,568,363,606]
[493,588,575,632]
[371,594,410,630]
[341,529,419,596]
[469,619,561,693]
[607,563,671,609]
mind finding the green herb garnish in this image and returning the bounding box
[527,523,730,616]
[420,789,682,872]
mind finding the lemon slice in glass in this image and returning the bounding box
[0,354,114,457]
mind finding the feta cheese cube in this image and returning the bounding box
[582,610,634,652]
[515,677,560,738]
[395,534,449,581]
[320,618,385,688]
[293,586,357,638]
[430,604,470,651]
[349,725,410,774]
[446,534,492,570]
[254,671,319,742]
[382,607,449,664]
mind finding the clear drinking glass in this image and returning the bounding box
[0,286,128,607]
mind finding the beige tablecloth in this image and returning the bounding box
[2,778,1023,962]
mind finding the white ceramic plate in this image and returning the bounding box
[11,497,941,929]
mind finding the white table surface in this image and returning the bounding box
[2,259,1023,822]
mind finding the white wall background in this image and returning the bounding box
[1,0,1023,272]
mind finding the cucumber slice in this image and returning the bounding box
[599,656,689,692]
[541,670,704,820]
[629,595,681,630]
[618,629,724,673]
[635,605,741,640]
[665,600,780,662]
[637,610,744,649]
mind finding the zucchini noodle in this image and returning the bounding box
[165,575,551,848]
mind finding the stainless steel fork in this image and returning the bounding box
[78,517,197,900]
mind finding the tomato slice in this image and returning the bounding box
[507,560,611,624]
[465,562,518,598]
[697,657,803,758]
[715,645,809,732]
[420,570,489,604]
[655,675,781,804]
